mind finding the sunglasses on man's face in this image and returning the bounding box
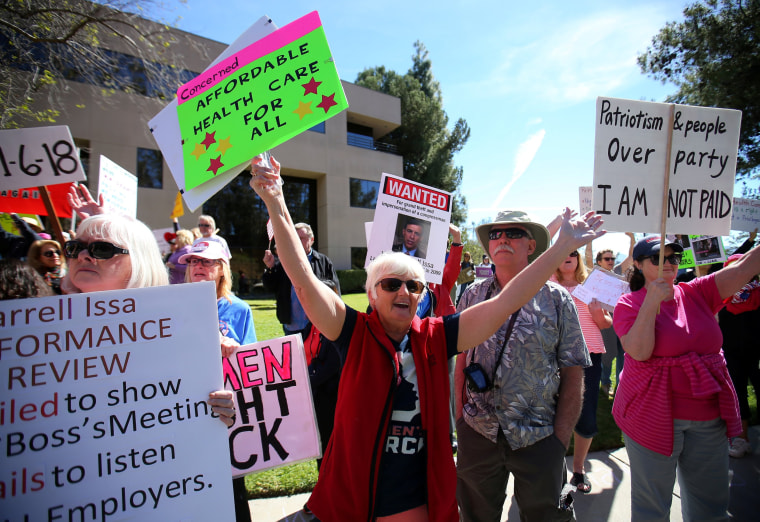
[643,253,683,266]
[602,257,615,262]
[375,278,426,294]
[488,228,530,241]
[42,250,61,258]
[198,223,212,228]
[64,240,129,260]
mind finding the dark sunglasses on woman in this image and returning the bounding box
[375,277,426,294]
[42,250,62,258]
[64,240,129,260]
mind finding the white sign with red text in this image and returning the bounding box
[365,173,452,284]
[0,282,235,521]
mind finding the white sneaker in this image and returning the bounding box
[729,437,751,458]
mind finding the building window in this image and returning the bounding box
[350,178,379,209]
[351,247,368,269]
[136,148,163,189]
[309,121,325,133]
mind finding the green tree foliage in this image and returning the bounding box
[638,0,760,181]
[355,41,471,224]
[0,0,196,128]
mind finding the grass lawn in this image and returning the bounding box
[241,293,757,499]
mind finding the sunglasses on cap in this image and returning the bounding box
[42,250,61,258]
[64,240,129,260]
[488,228,530,241]
[642,253,683,265]
[375,278,426,294]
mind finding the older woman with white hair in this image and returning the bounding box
[61,213,235,419]
[249,155,605,522]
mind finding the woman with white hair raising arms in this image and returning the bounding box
[249,155,605,522]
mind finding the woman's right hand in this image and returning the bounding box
[645,277,674,304]
[249,155,282,201]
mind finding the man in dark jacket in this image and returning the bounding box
[262,222,340,335]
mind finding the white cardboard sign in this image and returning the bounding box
[98,155,138,218]
[365,173,452,284]
[572,267,630,311]
[148,17,277,211]
[593,97,741,235]
[0,283,235,521]
[730,197,760,232]
[579,186,592,215]
[0,126,87,191]
[224,334,320,477]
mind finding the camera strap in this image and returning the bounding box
[471,284,520,386]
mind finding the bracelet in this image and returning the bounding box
[451,242,463,247]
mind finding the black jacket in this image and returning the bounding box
[262,248,341,325]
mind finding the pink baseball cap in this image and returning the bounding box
[178,240,230,264]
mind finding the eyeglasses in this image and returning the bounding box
[64,240,129,260]
[198,223,212,228]
[42,250,61,258]
[488,228,530,241]
[187,258,220,267]
[643,253,682,265]
[569,251,579,257]
[602,257,615,262]
[375,278,426,294]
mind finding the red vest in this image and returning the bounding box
[307,310,457,521]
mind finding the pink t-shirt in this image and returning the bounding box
[614,273,725,420]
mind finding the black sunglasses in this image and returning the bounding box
[643,253,682,265]
[375,278,426,294]
[42,250,61,258]
[64,240,129,260]
[489,228,530,241]
[569,251,579,257]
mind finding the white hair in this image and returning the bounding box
[366,252,426,300]
[62,214,168,293]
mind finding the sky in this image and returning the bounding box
[152,0,694,257]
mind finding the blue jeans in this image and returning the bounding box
[575,353,602,438]
[624,418,729,521]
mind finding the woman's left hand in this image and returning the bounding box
[208,390,236,427]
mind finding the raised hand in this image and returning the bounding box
[558,208,605,251]
[249,154,282,200]
[67,184,106,220]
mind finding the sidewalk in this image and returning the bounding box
[249,426,760,521]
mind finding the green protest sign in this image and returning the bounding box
[176,11,348,191]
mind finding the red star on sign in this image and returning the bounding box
[207,155,224,176]
[201,131,217,149]
[317,93,338,113]
[302,77,322,95]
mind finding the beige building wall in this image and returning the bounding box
[17,22,402,271]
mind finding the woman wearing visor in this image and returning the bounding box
[249,155,605,522]
[613,235,760,521]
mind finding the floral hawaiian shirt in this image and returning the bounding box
[457,276,590,449]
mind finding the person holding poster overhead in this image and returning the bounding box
[249,155,605,522]
[613,235,760,521]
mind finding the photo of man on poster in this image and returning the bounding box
[392,215,429,259]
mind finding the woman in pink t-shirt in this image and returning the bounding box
[552,250,611,494]
[613,236,760,521]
